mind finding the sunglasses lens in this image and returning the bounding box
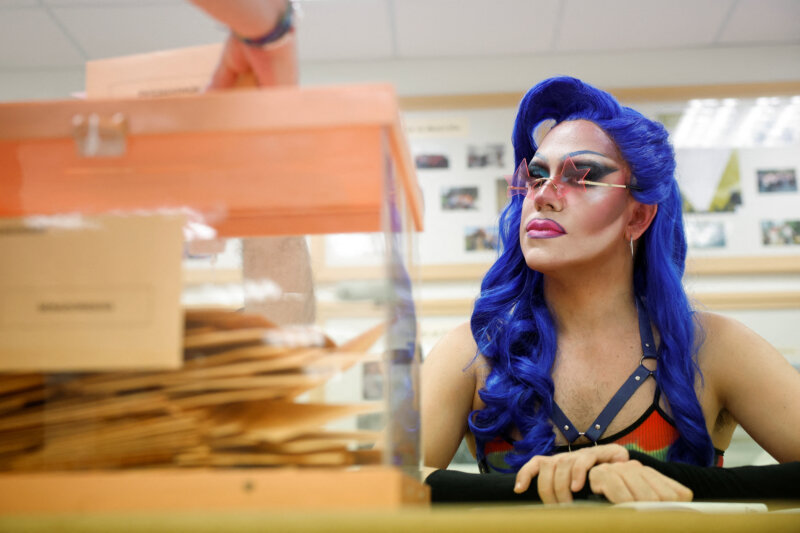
[505,159,530,197]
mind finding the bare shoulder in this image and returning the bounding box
[694,310,800,461]
[695,309,741,338]
[694,311,775,366]
[693,310,786,407]
[440,321,477,349]
[421,322,485,467]
[422,322,487,402]
[425,322,480,366]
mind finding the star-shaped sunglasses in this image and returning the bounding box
[506,155,642,199]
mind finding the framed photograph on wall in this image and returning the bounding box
[756,168,797,193]
[441,186,479,211]
[464,226,499,253]
[467,143,505,169]
[686,219,727,249]
[414,153,450,169]
[761,220,800,246]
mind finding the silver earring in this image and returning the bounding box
[630,237,634,258]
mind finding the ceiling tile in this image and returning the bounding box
[50,3,226,60]
[297,0,394,61]
[0,68,84,101]
[717,0,800,44]
[0,7,85,68]
[555,0,733,52]
[0,1,38,7]
[42,0,183,5]
[393,0,561,58]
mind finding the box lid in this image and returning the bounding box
[0,84,422,236]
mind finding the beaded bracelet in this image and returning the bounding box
[236,1,294,48]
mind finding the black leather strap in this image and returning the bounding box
[552,297,657,444]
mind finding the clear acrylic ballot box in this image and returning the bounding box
[0,83,428,512]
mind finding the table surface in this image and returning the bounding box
[1,504,799,533]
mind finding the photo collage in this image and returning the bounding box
[408,108,518,265]
[409,109,800,267]
[418,141,509,258]
[679,147,799,252]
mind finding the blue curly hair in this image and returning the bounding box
[467,76,714,469]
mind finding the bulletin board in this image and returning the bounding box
[679,146,800,258]
[405,108,517,270]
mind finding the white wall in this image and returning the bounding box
[1,43,799,102]
[302,44,800,96]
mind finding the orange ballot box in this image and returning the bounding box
[0,83,422,237]
[0,60,426,510]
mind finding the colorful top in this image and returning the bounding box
[478,299,724,473]
[478,388,725,473]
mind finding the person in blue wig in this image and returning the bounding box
[421,76,800,503]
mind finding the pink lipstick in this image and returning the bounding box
[525,218,566,239]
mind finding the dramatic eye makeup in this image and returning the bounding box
[571,160,618,182]
[528,158,617,181]
[527,161,549,178]
[531,150,620,183]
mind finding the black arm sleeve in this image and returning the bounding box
[424,469,595,503]
[425,457,800,503]
[627,450,800,500]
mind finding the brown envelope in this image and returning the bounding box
[0,214,183,371]
[85,43,223,99]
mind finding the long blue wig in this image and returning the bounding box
[467,76,714,469]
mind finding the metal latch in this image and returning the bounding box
[72,112,128,157]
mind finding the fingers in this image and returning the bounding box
[604,444,630,463]
[246,32,299,86]
[538,453,587,504]
[620,463,661,502]
[515,445,632,503]
[536,459,558,503]
[588,461,694,504]
[568,452,598,492]
[643,468,694,502]
[552,456,575,503]
[589,443,629,464]
[208,63,238,90]
[570,444,629,492]
[517,454,575,503]
[589,463,636,503]
[208,36,247,90]
[514,456,540,494]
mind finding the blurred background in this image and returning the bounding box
[1,0,799,472]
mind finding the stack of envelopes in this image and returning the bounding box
[0,310,385,470]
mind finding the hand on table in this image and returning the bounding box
[514,444,629,503]
[587,459,693,504]
[514,444,692,504]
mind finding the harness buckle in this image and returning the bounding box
[567,433,598,452]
